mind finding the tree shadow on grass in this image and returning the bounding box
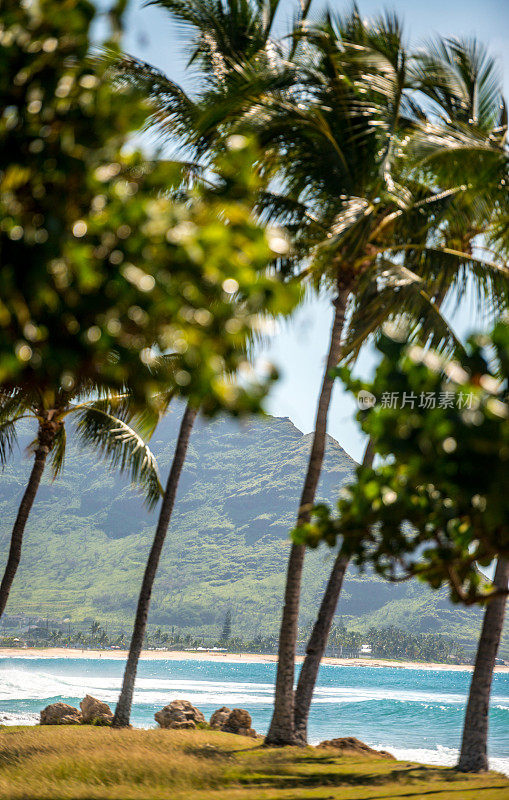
[230,762,499,792]
[183,745,236,761]
[181,743,507,799]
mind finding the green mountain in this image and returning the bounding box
[0,410,504,655]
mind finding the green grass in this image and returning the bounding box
[0,727,507,800]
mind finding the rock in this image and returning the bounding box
[154,700,206,729]
[208,706,257,738]
[40,702,82,725]
[209,706,231,730]
[80,695,113,725]
[222,708,254,736]
[236,726,258,738]
[167,720,196,729]
[317,737,395,759]
[59,715,83,725]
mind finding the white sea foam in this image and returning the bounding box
[375,743,509,778]
[0,669,273,704]
[312,685,467,705]
[305,738,509,777]
[0,711,39,726]
[1,667,508,710]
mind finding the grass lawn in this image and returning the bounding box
[0,727,507,800]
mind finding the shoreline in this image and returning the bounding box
[1,646,507,672]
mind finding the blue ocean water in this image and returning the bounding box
[0,656,508,773]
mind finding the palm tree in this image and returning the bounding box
[0,384,162,619]
[89,621,102,639]
[112,400,197,726]
[113,2,453,744]
[290,34,508,745]
[107,0,294,166]
[98,630,109,646]
[458,559,509,772]
[253,12,505,745]
[49,629,62,645]
[106,0,300,728]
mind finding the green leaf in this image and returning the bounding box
[0,419,18,468]
[49,425,66,480]
[75,405,163,509]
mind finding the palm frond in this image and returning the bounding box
[0,419,18,468]
[49,425,66,479]
[343,263,465,363]
[0,389,33,424]
[75,407,163,509]
[408,122,506,174]
[383,244,509,318]
[150,0,282,76]
[195,60,298,147]
[104,50,200,147]
[413,37,504,133]
[84,393,163,441]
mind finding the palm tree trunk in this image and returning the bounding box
[112,402,197,727]
[265,289,349,746]
[0,420,55,619]
[292,290,449,744]
[457,557,509,772]
[293,551,348,743]
[293,438,375,744]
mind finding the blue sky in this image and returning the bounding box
[112,0,508,460]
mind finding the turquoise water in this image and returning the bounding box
[0,657,508,773]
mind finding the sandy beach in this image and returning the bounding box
[1,646,507,672]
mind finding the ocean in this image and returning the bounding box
[0,656,508,774]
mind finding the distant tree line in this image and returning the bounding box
[1,617,469,665]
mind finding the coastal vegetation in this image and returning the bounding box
[1,0,298,731]
[0,622,469,664]
[0,0,507,790]
[0,0,290,624]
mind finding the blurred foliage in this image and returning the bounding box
[0,0,297,413]
[296,322,509,604]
